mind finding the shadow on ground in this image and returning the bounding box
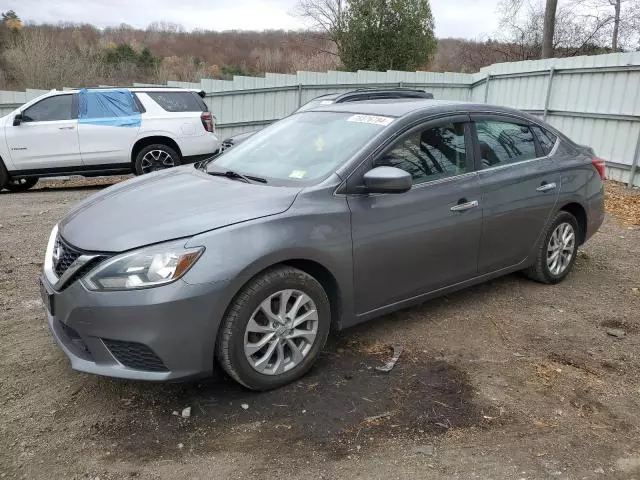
[64,338,489,462]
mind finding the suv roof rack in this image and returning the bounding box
[64,86,207,98]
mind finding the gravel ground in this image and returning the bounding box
[1,178,639,479]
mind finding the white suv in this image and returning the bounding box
[0,87,221,192]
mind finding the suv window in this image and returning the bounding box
[531,125,557,155]
[146,92,207,112]
[374,122,468,185]
[22,95,75,122]
[475,120,537,168]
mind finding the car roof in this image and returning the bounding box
[312,98,538,120]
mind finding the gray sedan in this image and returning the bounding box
[40,99,605,390]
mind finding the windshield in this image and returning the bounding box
[209,111,392,184]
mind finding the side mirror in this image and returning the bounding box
[13,113,23,126]
[362,166,412,194]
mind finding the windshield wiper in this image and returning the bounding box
[195,154,219,170]
[207,169,267,184]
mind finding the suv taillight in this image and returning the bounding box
[201,112,214,133]
[592,158,606,180]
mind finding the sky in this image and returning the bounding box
[4,0,503,39]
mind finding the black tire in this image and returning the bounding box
[6,177,39,192]
[217,266,331,391]
[0,158,10,190]
[134,144,181,175]
[523,210,580,284]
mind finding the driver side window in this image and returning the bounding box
[22,95,75,122]
[374,121,468,185]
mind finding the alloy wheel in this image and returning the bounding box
[140,149,175,174]
[243,289,319,376]
[547,222,576,276]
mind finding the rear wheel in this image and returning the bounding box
[6,177,39,192]
[134,144,181,175]
[217,266,331,390]
[523,210,579,284]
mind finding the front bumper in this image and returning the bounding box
[41,275,230,381]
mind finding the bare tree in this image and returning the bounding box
[498,0,640,58]
[295,0,346,55]
[562,0,640,50]
[500,0,558,58]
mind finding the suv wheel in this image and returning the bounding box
[523,210,579,284]
[217,266,331,390]
[6,177,39,192]
[134,144,181,175]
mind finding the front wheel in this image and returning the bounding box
[217,266,331,390]
[523,210,579,284]
[134,144,181,175]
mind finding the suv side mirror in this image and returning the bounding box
[363,166,412,194]
[13,113,23,126]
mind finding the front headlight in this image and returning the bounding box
[82,240,204,291]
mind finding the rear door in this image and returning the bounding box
[6,93,81,170]
[472,114,560,274]
[347,115,483,315]
[78,90,142,166]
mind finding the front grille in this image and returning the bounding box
[102,339,168,372]
[66,257,105,284]
[53,236,83,278]
[52,235,108,288]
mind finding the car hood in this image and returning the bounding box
[59,166,300,252]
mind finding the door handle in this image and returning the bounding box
[536,182,557,192]
[58,126,75,130]
[450,200,479,212]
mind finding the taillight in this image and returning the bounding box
[592,158,606,180]
[201,112,214,133]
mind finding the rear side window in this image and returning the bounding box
[146,92,207,112]
[475,120,537,168]
[22,95,75,122]
[531,125,557,155]
[132,94,146,113]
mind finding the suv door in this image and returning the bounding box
[471,114,560,274]
[347,116,483,316]
[6,94,81,171]
[78,90,143,166]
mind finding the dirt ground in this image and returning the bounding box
[1,178,639,480]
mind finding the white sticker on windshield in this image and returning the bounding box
[347,114,394,126]
[289,170,307,179]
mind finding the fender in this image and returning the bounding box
[183,207,356,329]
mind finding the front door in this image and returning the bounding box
[6,93,81,171]
[472,115,560,273]
[347,116,483,316]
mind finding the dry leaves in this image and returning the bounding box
[605,181,640,227]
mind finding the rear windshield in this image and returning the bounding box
[146,91,207,112]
